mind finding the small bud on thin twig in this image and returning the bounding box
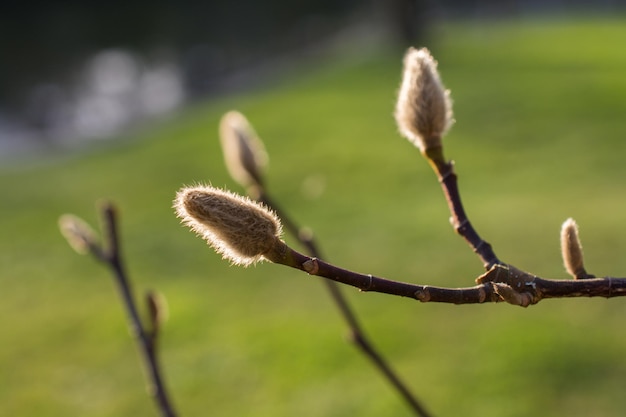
[174,185,283,266]
[560,218,590,279]
[395,47,454,154]
[146,290,169,342]
[58,214,99,255]
[492,282,534,307]
[219,111,268,190]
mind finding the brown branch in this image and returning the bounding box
[96,204,178,417]
[272,248,626,307]
[426,150,501,270]
[259,192,431,417]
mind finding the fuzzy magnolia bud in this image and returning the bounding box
[219,111,268,190]
[560,218,587,279]
[174,185,283,266]
[394,47,453,153]
[58,214,98,255]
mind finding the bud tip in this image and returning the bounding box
[394,47,454,154]
[58,214,98,255]
[219,110,268,190]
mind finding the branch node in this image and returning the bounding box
[476,263,536,288]
[415,286,431,302]
[473,240,485,253]
[360,274,374,292]
[438,164,454,182]
[477,285,487,303]
[492,282,534,307]
[302,258,319,275]
[454,218,469,233]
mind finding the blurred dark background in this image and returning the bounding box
[0,0,623,155]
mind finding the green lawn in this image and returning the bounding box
[3,16,626,417]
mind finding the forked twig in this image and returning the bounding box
[60,203,177,417]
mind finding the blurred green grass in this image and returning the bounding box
[3,16,626,417]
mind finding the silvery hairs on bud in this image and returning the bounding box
[394,47,454,153]
[219,111,268,189]
[174,185,283,266]
[58,214,98,255]
[560,218,586,278]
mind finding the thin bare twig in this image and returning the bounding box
[427,155,501,270]
[259,192,431,417]
[92,204,178,417]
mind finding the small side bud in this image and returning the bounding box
[174,185,284,266]
[394,47,454,155]
[492,282,533,307]
[219,111,268,191]
[146,290,168,341]
[560,218,589,279]
[58,214,98,255]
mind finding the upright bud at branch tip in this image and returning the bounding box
[174,185,284,266]
[58,214,98,255]
[394,47,453,155]
[219,111,268,191]
[560,218,588,279]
